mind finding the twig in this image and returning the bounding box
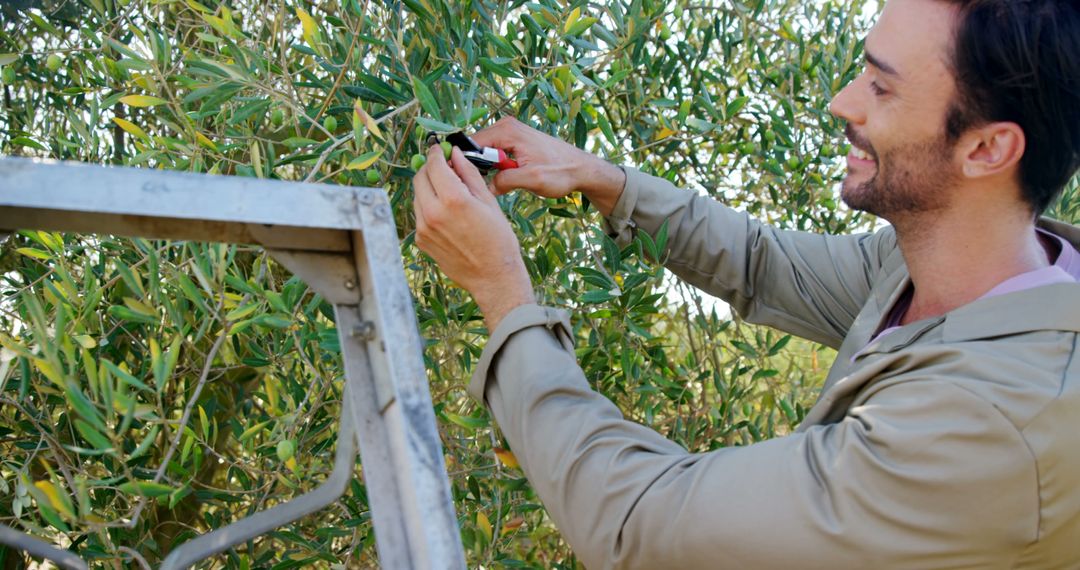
[125,325,229,528]
[0,397,79,494]
[118,546,151,570]
[302,134,355,183]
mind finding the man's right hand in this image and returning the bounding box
[471,117,627,216]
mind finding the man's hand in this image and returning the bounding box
[413,144,536,332]
[472,117,627,216]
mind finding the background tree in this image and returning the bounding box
[1,0,1076,567]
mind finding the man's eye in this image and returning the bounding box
[870,81,888,96]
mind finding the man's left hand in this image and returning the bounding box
[412,144,536,331]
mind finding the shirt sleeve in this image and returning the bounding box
[603,167,899,349]
[469,306,1038,570]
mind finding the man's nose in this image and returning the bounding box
[829,79,866,126]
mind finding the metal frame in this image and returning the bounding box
[0,157,466,569]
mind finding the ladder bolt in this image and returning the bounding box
[350,321,376,341]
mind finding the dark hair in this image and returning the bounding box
[942,0,1080,215]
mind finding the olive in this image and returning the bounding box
[546,104,561,123]
[411,153,427,171]
[276,440,295,462]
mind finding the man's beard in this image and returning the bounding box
[840,124,959,220]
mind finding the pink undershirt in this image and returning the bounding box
[867,229,1080,348]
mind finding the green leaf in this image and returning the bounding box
[226,302,259,321]
[443,412,489,430]
[686,116,718,133]
[564,17,599,37]
[655,220,669,255]
[113,117,151,142]
[281,137,319,149]
[768,335,793,356]
[479,57,519,79]
[11,137,47,151]
[401,0,433,21]
[724,96,750,119]
[346,150,382,170]
[415,116,458,133]
[128,426,160,461]
[108,305,158,325]
[15,247,52,261]
[103,360,152,393]
[120,94,168,107]
[596,113,616,145]
[581,289,618,304]
[411,76,441,122]
[119,481,175,498]
[75,419,113,451]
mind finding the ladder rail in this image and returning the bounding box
[0,156,466,569]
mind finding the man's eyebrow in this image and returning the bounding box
[865,49,901,78]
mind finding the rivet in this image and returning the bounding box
[350,321,376,341]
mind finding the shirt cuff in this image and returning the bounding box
[600,165,642,242]
[467,304,575,404]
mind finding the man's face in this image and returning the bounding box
[829,0,964,220]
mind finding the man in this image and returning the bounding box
[411,0,1080,566]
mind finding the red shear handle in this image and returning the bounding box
[495,149,519,170]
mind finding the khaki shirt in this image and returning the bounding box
[468,167,1080,569]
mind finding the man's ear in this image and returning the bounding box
[958,121,1025,180]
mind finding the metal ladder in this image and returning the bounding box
[0,156,466,569]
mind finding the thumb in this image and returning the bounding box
[491,166,542,196]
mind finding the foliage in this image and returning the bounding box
[4,0,1070,568]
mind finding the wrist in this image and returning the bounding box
[471,261,536,332]
[477,288,536,333]
[574,154,626,216]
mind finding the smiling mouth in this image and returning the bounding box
[844,125,876,164]
[851,146,873,161]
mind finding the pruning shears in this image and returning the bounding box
[427,132,519,175]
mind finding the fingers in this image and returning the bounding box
[471,116,526,152]
[412,167,438,225]
[424,144,470,205]
[448,147,496,204]
[412,190,428,245]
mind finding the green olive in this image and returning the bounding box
[323,115,337,132]
[46,54,62,72]
[440,141,453,160]
[270,108,284,127]
[276,439,295,463]
[411,153,427,171]
[1,66,14,85]
[546,104,561,123]
[659,23,672,41]
[365,169,380,184]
